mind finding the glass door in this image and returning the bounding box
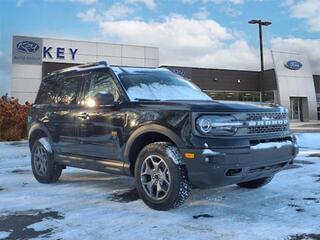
[290,97,301,121]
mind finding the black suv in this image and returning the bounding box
[28,61,298,210]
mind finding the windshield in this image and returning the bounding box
[116,68,212,101]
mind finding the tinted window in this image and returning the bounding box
[57,75,84,105]
[85,71,120,102]
[35,76,59,104]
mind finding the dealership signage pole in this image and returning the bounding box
[249,19,272,102]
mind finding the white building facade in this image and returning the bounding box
[271,50,318,121]
[11,35,159,103]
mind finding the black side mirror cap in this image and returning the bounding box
[94,93,115,106]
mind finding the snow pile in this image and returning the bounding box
[295,133,320,149]
[202,149,222,155]
[126,83,212,101]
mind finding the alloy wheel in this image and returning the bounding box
[140,155,171,201]
[33,145,48,176]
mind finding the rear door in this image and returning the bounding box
[53,73,86,155]
[74,69,126,160]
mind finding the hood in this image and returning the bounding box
[131,100,286,113]
[189,100,284,112]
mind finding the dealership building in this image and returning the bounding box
[11,35,320,121]
[11,35,159,103]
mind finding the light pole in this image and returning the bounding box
[248,19,272,102]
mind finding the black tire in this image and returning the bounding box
[31,140,62,184]
[237,176,273,189]
[135,142,191,211]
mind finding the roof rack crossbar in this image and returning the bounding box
[77,61,108,69]
[50,61,108,75]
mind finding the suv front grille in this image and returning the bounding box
[246,112,289,135]
[247,124,288,134]
[247,112,288,121]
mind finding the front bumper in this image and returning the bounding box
[180,141,299,188]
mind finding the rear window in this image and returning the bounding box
[35,76,59,104]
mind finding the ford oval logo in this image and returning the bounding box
[284,60,303,70]
[16,41,40,54]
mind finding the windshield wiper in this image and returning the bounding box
[134,98,160,101]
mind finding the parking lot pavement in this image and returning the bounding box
[0,140,319,240]
[291,121,320,133]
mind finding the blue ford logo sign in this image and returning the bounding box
[284,60,303,70]
[16,40,40,54]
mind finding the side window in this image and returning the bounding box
[35,76,59,104]
[85,71,120,102]
[57,75,84,105]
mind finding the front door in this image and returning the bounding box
[75,70,125,160]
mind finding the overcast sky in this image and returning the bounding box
[1,0,320,95]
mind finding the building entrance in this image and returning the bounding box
[290,97,308,121]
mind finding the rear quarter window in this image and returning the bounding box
[35,76,59,104]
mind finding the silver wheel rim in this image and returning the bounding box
[140,155,171,201]
[33,144,48,176]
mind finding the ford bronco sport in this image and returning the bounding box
[28,61,299,210]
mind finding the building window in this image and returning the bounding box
[204,90,275,103]
[316,94,320,120]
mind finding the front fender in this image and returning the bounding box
[123,124,185,163]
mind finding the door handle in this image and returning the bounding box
[78,112,89,120]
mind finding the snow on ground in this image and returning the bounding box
[296,133,320,149]
[0,136,319,240]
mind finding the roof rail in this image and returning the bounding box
[50,61,108,75]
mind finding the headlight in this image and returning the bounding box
[196,115,243,136]
[198,118,212,133]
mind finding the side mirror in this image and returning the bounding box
[94,92,115,106]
